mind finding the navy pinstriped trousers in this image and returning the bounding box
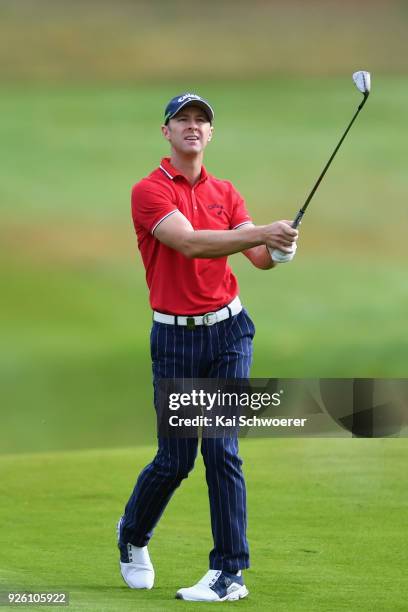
[121,307,255,572]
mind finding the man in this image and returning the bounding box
[117,93,298,602]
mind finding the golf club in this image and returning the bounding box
[291,70,371,229]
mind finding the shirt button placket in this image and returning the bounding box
[191,187,198,215]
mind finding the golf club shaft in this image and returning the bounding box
[292,93,369,229]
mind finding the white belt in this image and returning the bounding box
[153,296,242,328]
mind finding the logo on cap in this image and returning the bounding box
[177,93,202,103]
[164,92,214,124]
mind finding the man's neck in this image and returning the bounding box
[170,152,203,186]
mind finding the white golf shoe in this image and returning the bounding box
[116,517,154,589]
[175,569,248,602]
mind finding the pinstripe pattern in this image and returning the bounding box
[121,308,255,572]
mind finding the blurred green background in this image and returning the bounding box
[1,0,407,453]
[1,3,407,611]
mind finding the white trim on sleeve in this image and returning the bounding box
[159,165,174,180]
[151,210,178,234]
[233,221,252,230]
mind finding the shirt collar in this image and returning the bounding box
[159,157,208,183]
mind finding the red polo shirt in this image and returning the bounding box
[131,157,252,314]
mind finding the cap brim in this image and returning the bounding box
[166,99,214,123]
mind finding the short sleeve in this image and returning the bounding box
[229,184,252,230]
[131,180,178,235]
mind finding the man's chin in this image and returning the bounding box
[180,145,203,156]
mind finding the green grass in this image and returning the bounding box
[1,9,406,609]
[0,439,407,611]
[1,252,407,454]
[1,77,407,227]
[0,0,407,82]
[1,78,407,453]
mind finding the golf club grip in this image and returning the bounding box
[292,210,304,228]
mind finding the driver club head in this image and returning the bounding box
[352,70,371,96]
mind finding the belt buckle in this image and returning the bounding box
[203,312,217,326]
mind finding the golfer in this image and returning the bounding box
[117,93,298,602]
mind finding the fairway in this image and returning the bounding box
[0,439,407,611]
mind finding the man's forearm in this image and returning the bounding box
[154,212,298,258]
[183,226,266,258]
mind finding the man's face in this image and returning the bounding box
[161,105,213,155]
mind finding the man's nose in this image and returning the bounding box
[187,119,199,129]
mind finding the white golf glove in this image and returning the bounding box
[268,241,297,263]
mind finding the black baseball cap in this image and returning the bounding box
[164,93,214,125]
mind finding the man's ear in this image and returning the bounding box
[161,124,171,141]
[208,126,214,142]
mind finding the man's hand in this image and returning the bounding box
[262,220,298,252]
[268,242,297,263]
[263,220,298,264]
